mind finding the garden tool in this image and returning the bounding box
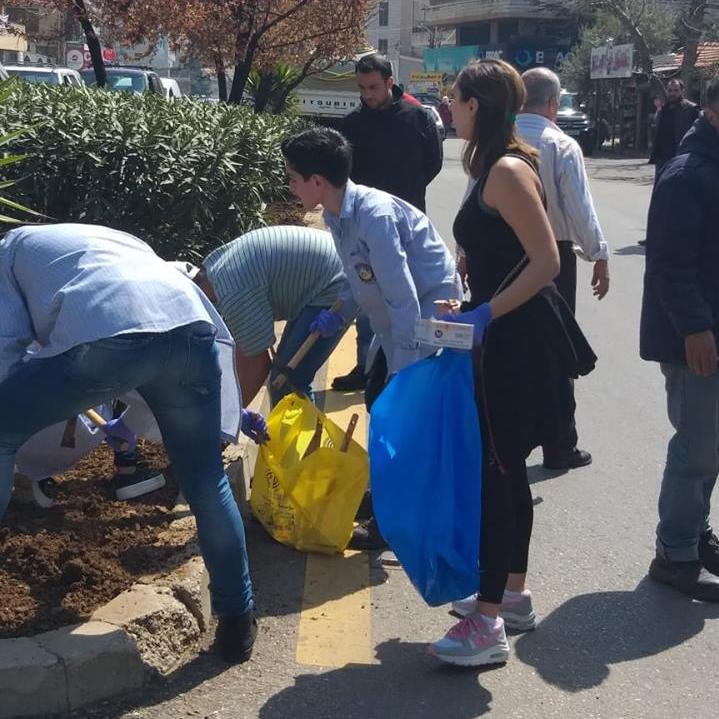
[272,299,343,392]
[59,409,132,453]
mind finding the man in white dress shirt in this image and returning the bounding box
[517,68,610,471]
[0,223,262,663]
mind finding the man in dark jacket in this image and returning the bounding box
[649,79,700,177]
[332,52,443,391]
[640,78,719,602]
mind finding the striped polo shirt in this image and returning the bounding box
[203,225,345,356]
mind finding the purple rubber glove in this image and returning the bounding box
[99,417,137,453]
[310,309,343,338]
[440,302,493,346]
[241,409,269,444]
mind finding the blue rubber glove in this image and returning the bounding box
[241,409,269,444]
[310,309,343,338]
[440,302,493,346]
[99,417,137,453]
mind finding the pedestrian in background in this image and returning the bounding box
[649,78,699,179]
[332,52,443,393]
[281,126,461,551]
[517,67,609,471]
[431,59,596,667]
[641,78,719,602]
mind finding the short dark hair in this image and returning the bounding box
[706,77,719,108]
[667,78,685,90]
[281,127,352,188]
[355,53,392,79]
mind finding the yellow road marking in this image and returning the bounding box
[295,326,373,667]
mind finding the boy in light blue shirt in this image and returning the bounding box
[281,127,461,550]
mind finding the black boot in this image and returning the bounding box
[332,364,367,391]
[542,447,592,470]
[349,516,388,551]
[699,530,719,576]
[649,555,719,602]
[214,611,257,663]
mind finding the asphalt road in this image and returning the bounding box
[71,140,719,719]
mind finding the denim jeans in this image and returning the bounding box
[269,305,346,406]
[657,363,719,561]
[0,322,253,617]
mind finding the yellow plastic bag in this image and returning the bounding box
[251,393,369,554]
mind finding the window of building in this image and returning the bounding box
[458,24,490,46]
[498,20,519,43]
[378,38,388,55]
[378,1,389,27]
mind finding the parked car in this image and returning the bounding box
[5,65,83,87]
[423,104,446,143]
[413,92,441,108]
[80,66,165,95]
[556,90,594,155]
[160,77,182,99]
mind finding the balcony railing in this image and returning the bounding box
[423,0,561,27]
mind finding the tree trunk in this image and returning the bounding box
[214,53,228,101]
[71,0,106,88]
[679,0,707,91]
[228,34,260,104]
[253,72,275,113]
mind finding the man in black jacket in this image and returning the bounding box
[649,79,700,177]
[641,78,719,602]
[332,52,442,391]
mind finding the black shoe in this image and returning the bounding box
[638,239,647,246]
[542,448,592,470]
[348,516,388,551]
[214,611,257,664]
[649,555,719,602]
[699,530,719,576]
[331,364,367,391]
[355,490,373,521]
[112,466,166,500]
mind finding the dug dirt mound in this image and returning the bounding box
[0,441,193,639]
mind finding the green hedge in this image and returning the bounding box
[0,82,306,259]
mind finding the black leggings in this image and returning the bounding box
[477,455,534,605]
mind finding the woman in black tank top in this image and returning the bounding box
[428,60,596,668]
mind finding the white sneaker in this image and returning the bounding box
[13,475,58,508]
[428,614,509,667]
[452,590,536,632]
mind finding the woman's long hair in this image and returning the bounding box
[455,59,538,179]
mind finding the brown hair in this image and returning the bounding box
[455,59,538,179]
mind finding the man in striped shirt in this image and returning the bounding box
[517,68,610,471]
[195,225,348,406]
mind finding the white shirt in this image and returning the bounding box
[516,113,609,262]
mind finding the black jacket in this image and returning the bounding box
[640,117,719,364]
[649,99,700,167]
[341,85,442,212]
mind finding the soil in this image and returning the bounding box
[0,441,186,639]
[264,199,306,226]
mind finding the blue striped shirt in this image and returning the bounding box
[203,226,346,356]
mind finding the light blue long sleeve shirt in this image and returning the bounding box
[0,224,215,383]
[323,181,461,374]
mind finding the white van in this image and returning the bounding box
[160,78,182,99]
[5,65,83,87]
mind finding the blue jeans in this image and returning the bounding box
[269,305,346,406]
[355,312,373,369]
[0,323,253,617]
[657,363,719,561]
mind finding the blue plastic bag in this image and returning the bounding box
[368,350,482,606]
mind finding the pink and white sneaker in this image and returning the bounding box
[452,590,537,632]
[428,614,510,667]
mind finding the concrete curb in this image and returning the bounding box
[0,387,270,718]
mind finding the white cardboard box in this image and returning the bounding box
[415,318,474,351]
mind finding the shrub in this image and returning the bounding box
[0,83,307,259]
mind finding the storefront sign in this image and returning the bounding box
[591,44,634,79]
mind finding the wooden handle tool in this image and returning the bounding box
[272,299,343,391]
[340,413,359,453]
